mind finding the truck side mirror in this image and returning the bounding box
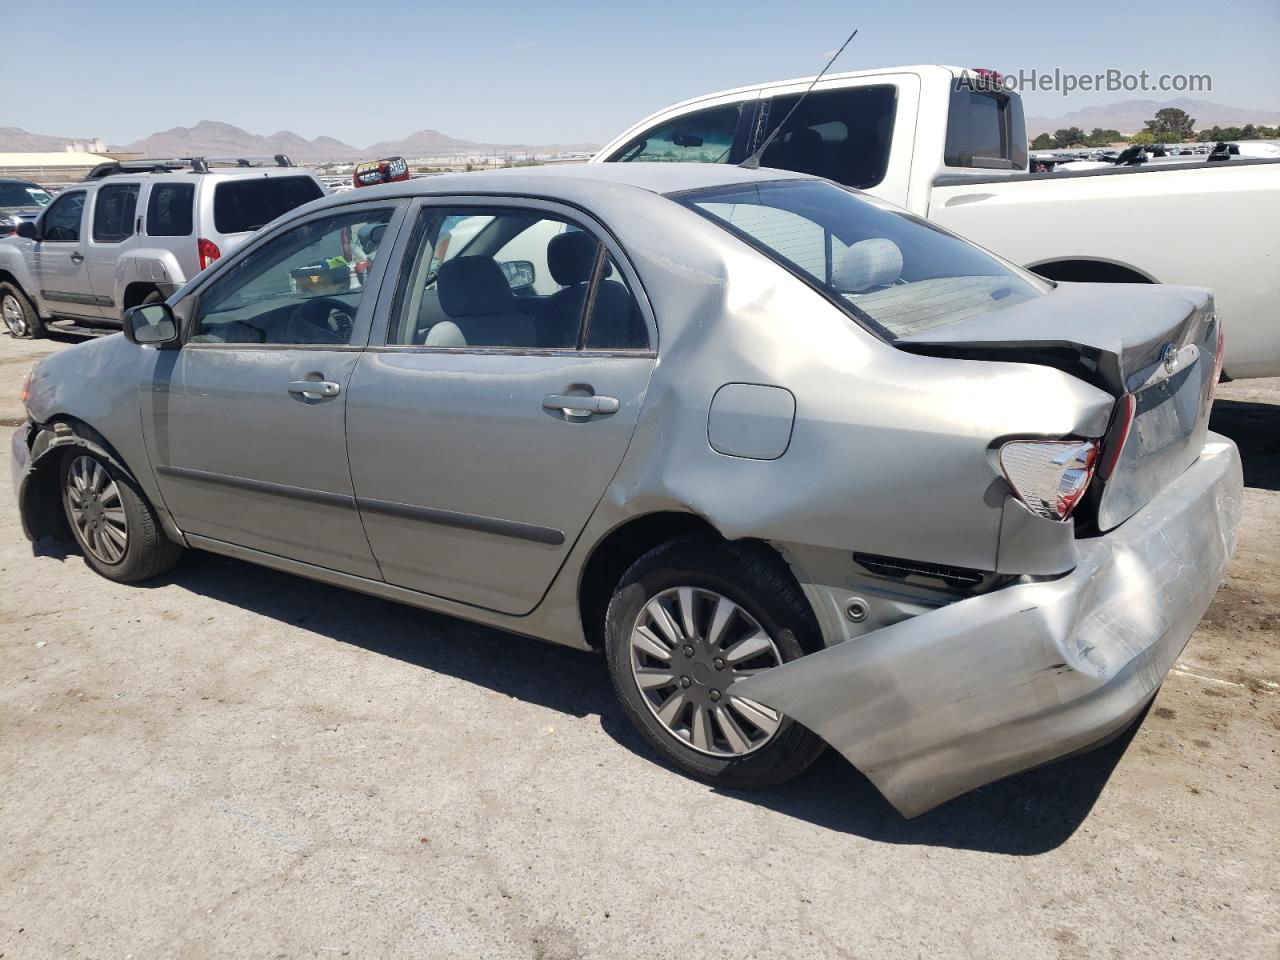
[123,302,180,347]
[15,220,37,240]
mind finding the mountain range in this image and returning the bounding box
[0,120,598,160]
[1025,98,1280,137]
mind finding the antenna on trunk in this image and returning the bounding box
[740,28,859,170]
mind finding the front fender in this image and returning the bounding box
[0,239,38,296]
[13,421,133,543]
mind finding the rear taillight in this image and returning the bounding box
[1207,318,1225,406]
[197,238,221,271]
[1000,439,1100,522]
[1098,393,1137,480]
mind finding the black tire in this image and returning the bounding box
[1,282,46,339]
[604,536,827,789]
[60,448,183,583]
[141,289,166,306]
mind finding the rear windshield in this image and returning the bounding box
[944,87,1027,170]
[213,175,323,234]
[677,179,1048,339]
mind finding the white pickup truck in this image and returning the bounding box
[594,65,1280,379]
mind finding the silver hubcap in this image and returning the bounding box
[629,586,784,758]
[2,294,26,336]
[66,456,128,564]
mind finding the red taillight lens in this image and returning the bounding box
[1207,318,1225,406]
[197,238,221,271]
[1099,393,1137,480]
[1000,439,1100,522]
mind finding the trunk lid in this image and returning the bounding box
[897,282,1219,530]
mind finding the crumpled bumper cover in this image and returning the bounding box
[735,434,1243,818]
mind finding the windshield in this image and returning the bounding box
[0,182,52,208]
[676,179,1049,338]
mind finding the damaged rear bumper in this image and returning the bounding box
[735,434,1243,818]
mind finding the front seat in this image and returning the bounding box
[435,256,536,347]
[534,231,597,347]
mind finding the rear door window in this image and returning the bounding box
[610,103,749,164]
[944,87,1027,170]
[92,183,139,243]
[753,84,897,189]
[213,176,324,234]
[146,182,195,236]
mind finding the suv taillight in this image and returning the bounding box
[1000,439,1100,522]
[198,238,221,271]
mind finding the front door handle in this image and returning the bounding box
[70,252,84,263]
[288,379,341,400]
[543,394,619,417]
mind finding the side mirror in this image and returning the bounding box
[499,259,536,291]
[123,302,180,347]
[15,220,37,240]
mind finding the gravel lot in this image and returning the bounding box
[2,334,1276,960]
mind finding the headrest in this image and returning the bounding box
[831,238,904,293]
[789,127,825,174]
[547,230,605,286]
[437,256,516,317]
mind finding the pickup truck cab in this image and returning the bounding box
[0,158,325,338]
[595,65,1280,379]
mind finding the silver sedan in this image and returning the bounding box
[11,164,1241,817]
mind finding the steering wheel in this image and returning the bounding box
[290,296,355,344]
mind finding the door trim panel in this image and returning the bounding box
[154,464,355,509]
[356,496,566,545]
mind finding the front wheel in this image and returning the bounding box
[60,450,183,582]
[604,537,827,789]
[1,283,45,339]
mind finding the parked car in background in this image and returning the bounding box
[0,177,53,239]
[595,65,1280,379]
[11,164,1241,817]
[0,157,325,338]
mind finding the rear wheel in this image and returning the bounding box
[604,538,827,789]
[1,283,45,339]
[60,450,182,582]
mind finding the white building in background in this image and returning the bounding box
[0,151,114,184]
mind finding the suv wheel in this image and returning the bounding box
[60,450,183,582]
[604,537,827,789]
[1,283,44,339]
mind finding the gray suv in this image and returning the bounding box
[0,157,324,338]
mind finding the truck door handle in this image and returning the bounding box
[288,380,341,400]
[70,252,84,263]
[542,393,620,417]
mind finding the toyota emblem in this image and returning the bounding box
[1161,342,1178,373]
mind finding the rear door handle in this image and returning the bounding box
[288,380,341,399]
[69,252,84,263]
[542,394,619,417]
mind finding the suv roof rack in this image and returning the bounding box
[84,154,296,180]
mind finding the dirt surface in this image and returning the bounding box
[1,334,1276,959]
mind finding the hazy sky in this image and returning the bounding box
[4,0,1277,146]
